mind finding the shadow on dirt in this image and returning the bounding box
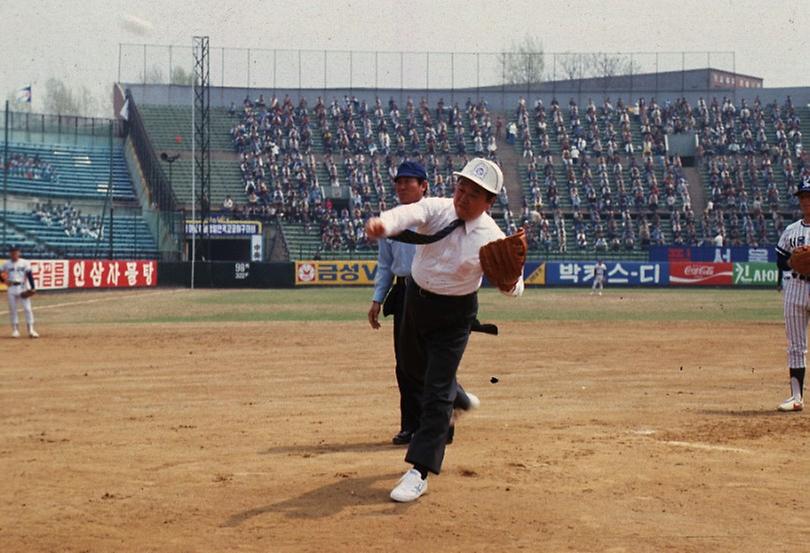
[223,472,413,525]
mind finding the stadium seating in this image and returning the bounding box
[162,159,244,206]
[137,105,235,151]
[1,142,136,200]
[4,210,157,259]
[130,93,810,259]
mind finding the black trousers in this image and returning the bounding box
[383,278,422,433]
[398,280,478,475]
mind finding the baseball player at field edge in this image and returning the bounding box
[775,178,810,412]
[369,160,481,446]
[0,245,39,338]
[591,259,607,296]
[365,157,524,503]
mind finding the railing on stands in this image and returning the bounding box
[270,218,288,261]
[0,110,123,143]
[125,90,184,256]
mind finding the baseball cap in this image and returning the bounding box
[453,158,503,195]
[395,161,427,181]
[8,244,20,251]
[795,176,810,196]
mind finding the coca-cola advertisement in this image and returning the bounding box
[669,262,733,286]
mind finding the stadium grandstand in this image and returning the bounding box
[4,46,807,264]
[0,111,158,259]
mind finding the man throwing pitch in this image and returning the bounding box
[1,245,39,338]
[366,158,525,502]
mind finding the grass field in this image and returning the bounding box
[2,287,807,552]
[17,286,786,324]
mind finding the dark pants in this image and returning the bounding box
[399,280,477,475]
[383,278,422,433]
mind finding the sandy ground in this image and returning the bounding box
[1,290,808,552]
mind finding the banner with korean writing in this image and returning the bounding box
[544,262,668,287]
[2,259,157,290]
[295,260,377,286]
[650,246,775,263]
[184,220,262,236]
[69,260,158,289]
[669,262,733,286]
[31,260,70,290]
[733,262,779,287]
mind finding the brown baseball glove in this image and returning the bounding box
[0,271,7,283]
[20,290,36,299]
[479,228,527,292]
[790,245,810,275]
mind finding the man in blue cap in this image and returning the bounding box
[368,161,429,444]
[369,161,479,445]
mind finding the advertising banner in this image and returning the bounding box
[669,262,733,286]
[544,262,668,286]
[523,262,546,286]
[2,259,157,291]
[733,262,779,287]
[650,246,775,263]
[30,260,70,290]
[184,220,262,236]
[295,260,377,286]
[69,260,158,289]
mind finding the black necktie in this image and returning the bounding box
[390,219,464,245]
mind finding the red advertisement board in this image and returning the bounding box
[669,262,733,286]
[2,259,157,291]
[69,260,158,289]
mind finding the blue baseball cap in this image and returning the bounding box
[796,176,810,196]
[8,244,20,251]
[395,161,427,181]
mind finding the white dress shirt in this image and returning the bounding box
[379,197,524,297]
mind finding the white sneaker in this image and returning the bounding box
[778,395,804,412]
[390,469,428,502]
[29,330,39,339]
[11,329,20,338]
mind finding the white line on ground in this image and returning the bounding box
[662,440,752,454]
[0,288,186,316]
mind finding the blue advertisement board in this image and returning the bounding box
[649,246,775,263]
[544,261,669,287]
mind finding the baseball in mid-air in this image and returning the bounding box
[529,210,542,223]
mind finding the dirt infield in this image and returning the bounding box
[1,289,808,552]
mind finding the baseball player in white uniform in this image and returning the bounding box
[591,260,607,296]
[1,245,39,338]
[774,179,810,411]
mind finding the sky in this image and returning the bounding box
[0,0,808,117]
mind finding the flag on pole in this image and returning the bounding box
[119,98,129,121]
[15,85,32,104]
